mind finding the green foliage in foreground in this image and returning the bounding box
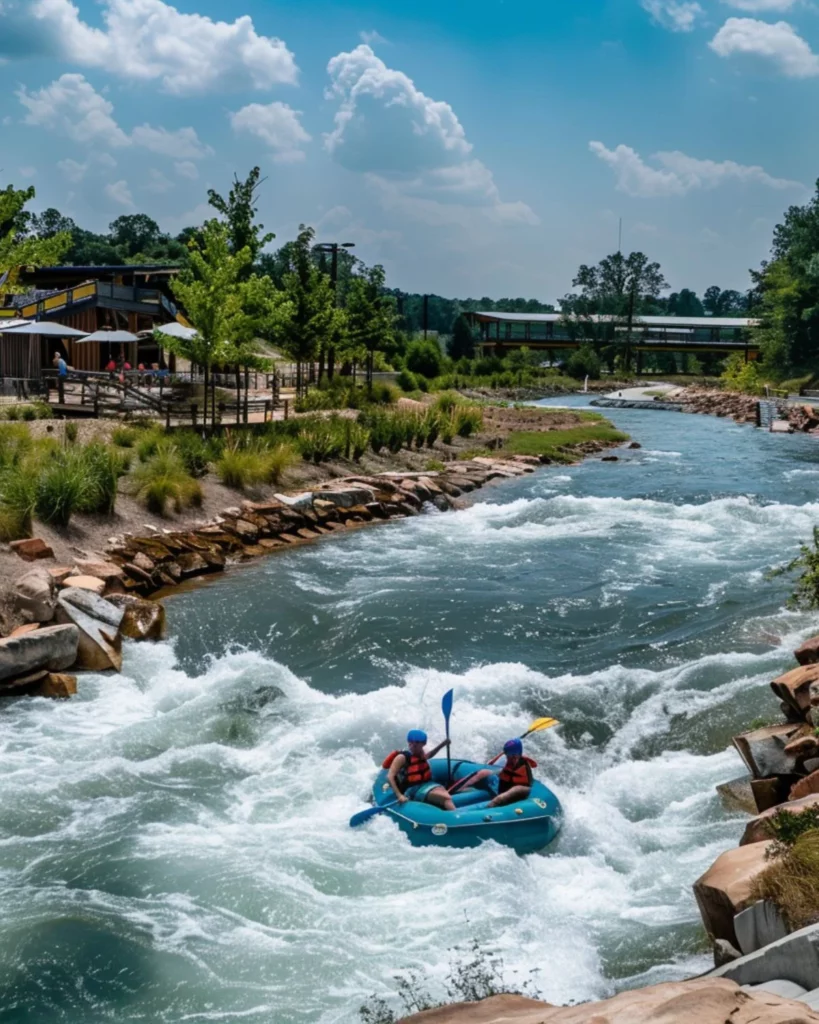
[750,828,819,930]
[501,424,628,461]
[769,526,819,610]
[766,808,819,857]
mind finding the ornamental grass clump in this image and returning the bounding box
[750,825,819,930]
[452,406,483,438]
[297,417,346,463]
[0,462,36,541]
[34,448,90,527]
[112,426,139,448]
[77,443,128,516]
[133,444,202,516]
[136,427,166,463]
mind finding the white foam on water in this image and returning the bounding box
[0,620,803,1023]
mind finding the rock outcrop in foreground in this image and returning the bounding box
[400,980,819,1024]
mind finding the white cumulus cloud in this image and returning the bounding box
[721,1,797,11]
[17,0,298,95]
[642,1,703,32]
[174,161,199,180]
[17,73,130,145]
[17,74,213,163]
[709,17,819,77]
[130,124,212,160]
[105,179,134,208]
[324,44,537,225]
[590,140,802,196]
[229,101,311,163]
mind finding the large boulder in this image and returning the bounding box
[717,776,758,815]
[741,793,819,846]
[771,665,819,718]
[13,567,57,623]
[734,900,789,955]
[0,624,79,682]
[105,594,166,641]
[54,587,124,672]
[795,636,819,667]
[694,842,774,946]
[312,485,376,508]
[74,559,126,584]
[733,724,804,778]
[711,921,819,992]
[398,981,819,1024]
[791,771,819,801]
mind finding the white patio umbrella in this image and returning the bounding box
[154,321,198,341]
[76,329,140,343]
[0,321,88,337]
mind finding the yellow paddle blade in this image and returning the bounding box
[523,717,559,737]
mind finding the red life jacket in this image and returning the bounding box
[382,750,432,791]
[498,756,536,793]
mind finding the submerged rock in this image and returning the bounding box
[105,594,166,641]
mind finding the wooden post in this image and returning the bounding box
[191,403,198,429]
[264,399,271,423]
[165,404,171,430]
[57,376,65,405]
[284,398,289,420]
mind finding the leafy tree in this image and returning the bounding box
[571,250,668,371]
[346,265,397,388]
[703,286,747,317]
[29,208,77,239]
[0,185,71,291]
[666,288,704,317]
[168,221,255,425]
[448,314,476,360]
[207,166,274,269]
[279,226,337,395]
[566,345,602,380]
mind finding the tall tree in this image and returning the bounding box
[0,185,71,292]
[346,265,397,388]
[703,286,747,317]
[207,166,274,270]
[666,288,704,317]
[279,226,337,395]
[571,250,668,370]
[448,313,476,360]
[168,220,255,426]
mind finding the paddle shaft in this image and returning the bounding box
[448,720,557,794]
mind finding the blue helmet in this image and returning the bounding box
[504,738,523,756]
[407,729,427,744]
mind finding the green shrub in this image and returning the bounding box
[4,406,20,421]
[769,526,819,610]
[133,446,202,515]
[296,417,346,463]
[750,828,819,929]
[406,339,443,379]
[77,443,127,515]
[64,421,78,444]
[414,374,429,393]
[136,427,165,462]
[112,426,138,448]
[566,345,602,381]
[34,449,90,527]
[31,402,52,420]
[216,438,295,489]
[721,353,764,395]
[432,391,462,415]
[425,458,446,471]
[452,406,483,438]
[766,807,819,855]
[0,462,36,540]
[0,423,32,469]
[20,406,37,422]
[172,430,210,477]
[396,369,417,392]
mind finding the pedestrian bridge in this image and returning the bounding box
[467,312,759,358]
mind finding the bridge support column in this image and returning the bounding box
[636,350,643,375]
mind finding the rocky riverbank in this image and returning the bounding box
[0,428,626,699]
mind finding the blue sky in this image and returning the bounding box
[1,0,818,302]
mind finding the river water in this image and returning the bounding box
[3,399,819,1023]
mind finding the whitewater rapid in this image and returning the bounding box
[2,400,819,1023]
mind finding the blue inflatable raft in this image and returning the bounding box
[372,758,562,854]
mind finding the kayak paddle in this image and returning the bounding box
[442,688,454,786]
[349,800,398,828]
[448,716,560,794]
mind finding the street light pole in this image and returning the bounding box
[315,241,355,382]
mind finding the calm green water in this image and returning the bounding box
[2,399,819,1023]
